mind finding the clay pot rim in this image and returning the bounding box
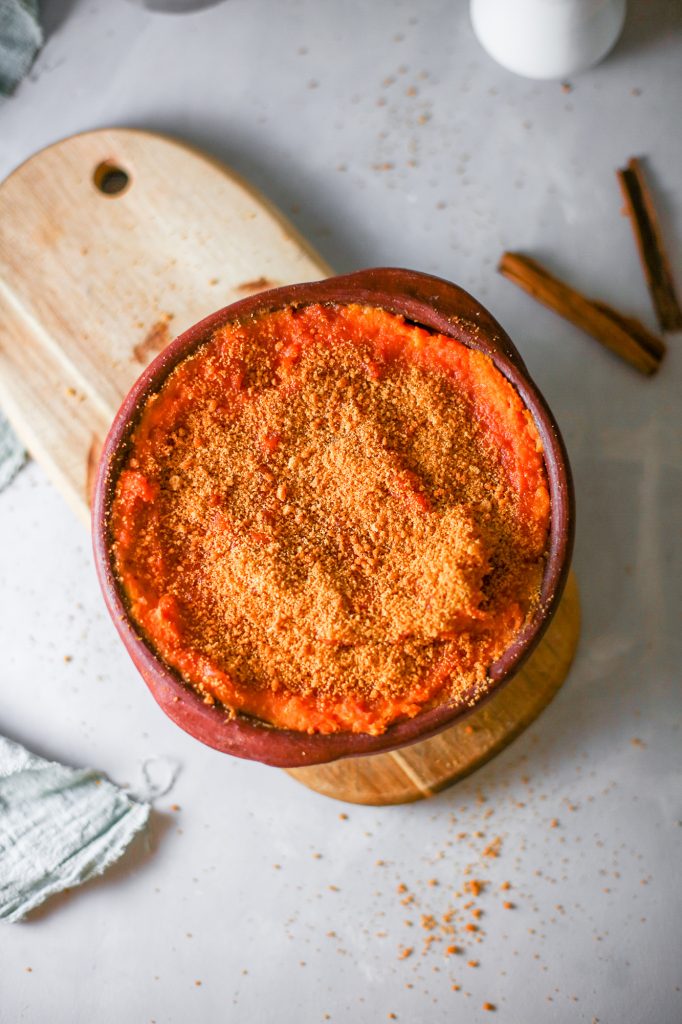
[92,267,574,768]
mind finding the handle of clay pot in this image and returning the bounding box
[329,267,527,372]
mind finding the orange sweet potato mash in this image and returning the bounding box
[110,304,550,735]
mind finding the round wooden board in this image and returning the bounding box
[286,571,580,805]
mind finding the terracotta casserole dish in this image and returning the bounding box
[92,268,574,768]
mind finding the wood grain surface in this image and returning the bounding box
[287,570,580,805]
[0,128,580,803]
[0,128,330,521]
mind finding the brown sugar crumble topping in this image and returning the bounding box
[110,303,550,734]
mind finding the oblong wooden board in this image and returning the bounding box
[0,129,580,804]
[287,571,580,804]
[0,128,330,521]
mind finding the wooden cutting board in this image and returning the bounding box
[0,128,580,804]
[0,128,330,522]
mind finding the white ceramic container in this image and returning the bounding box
[470,0,627,80]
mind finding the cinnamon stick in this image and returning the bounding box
[498,252,665,376]
[617,157,682,332]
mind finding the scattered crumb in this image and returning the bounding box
[483,837,502,858]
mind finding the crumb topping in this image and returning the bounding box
[110,303,549,734]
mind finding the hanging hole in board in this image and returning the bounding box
[93,161,130,196]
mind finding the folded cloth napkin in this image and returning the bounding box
[0,415,26,491]
[0,737,150,923]
[0,0,43,482]
[0,0,42,96]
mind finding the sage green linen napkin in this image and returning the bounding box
[0,737,150,923]
[0,416,26,490]
[0,0,42,95]
[0,0,44,483]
